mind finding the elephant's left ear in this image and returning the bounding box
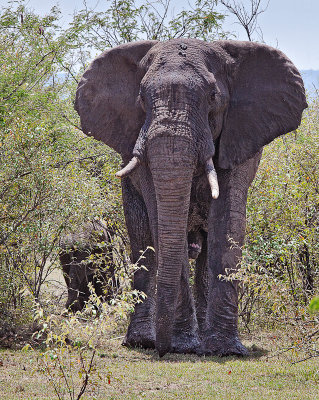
[215,40,307,169]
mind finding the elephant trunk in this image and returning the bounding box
[147,137,195,356]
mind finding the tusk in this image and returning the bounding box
[205,158,219,199]
[115,157,140,178]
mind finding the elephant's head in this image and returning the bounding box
[75,39,307,355]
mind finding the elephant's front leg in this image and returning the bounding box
[121,177,156,349]
[202,153,262,356]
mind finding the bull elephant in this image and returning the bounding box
[59,219,118,312]
[75,39,306,356]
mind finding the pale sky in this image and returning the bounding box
[2,0,318,69]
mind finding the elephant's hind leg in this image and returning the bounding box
[121,177,156,349]
[193,230,208,335]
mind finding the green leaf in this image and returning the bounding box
[309,297,319,314]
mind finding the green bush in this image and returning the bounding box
[232,95,319,356]
[0,4,125,330]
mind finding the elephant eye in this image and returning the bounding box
[210,90,217,101]
[139,90,145,102]
[138,90,146,111]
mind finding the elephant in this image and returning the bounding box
[75,38,307,356]
[59,219,118,312]
[188,229,205,260]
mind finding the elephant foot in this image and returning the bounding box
[171,331,201,354]
[123,324,155,350]
[200,334,249,357]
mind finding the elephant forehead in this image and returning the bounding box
[143,70,205,92]
[143,38,208,60]
[141,64,217,101]
[141,38,224,72]
[140,51,219,95]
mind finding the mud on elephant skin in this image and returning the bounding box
[59,219,119,312]
[75,39,307,356]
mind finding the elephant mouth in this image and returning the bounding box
[188,242,201,260]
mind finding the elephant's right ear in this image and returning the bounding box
[75,41,158,158]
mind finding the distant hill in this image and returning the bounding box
[300,70,319,93]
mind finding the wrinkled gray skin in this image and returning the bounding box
[75,39,307,356]
[60,220,117,312]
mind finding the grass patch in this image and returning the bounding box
[0,333,318,400]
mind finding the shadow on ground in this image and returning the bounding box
[122,343,269,364]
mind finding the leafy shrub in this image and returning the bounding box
[232,95,319,357]
[0,4,124,331]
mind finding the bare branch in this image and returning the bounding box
[221,0,269,41]
[76,350,96,400]
[152,0,170,40]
